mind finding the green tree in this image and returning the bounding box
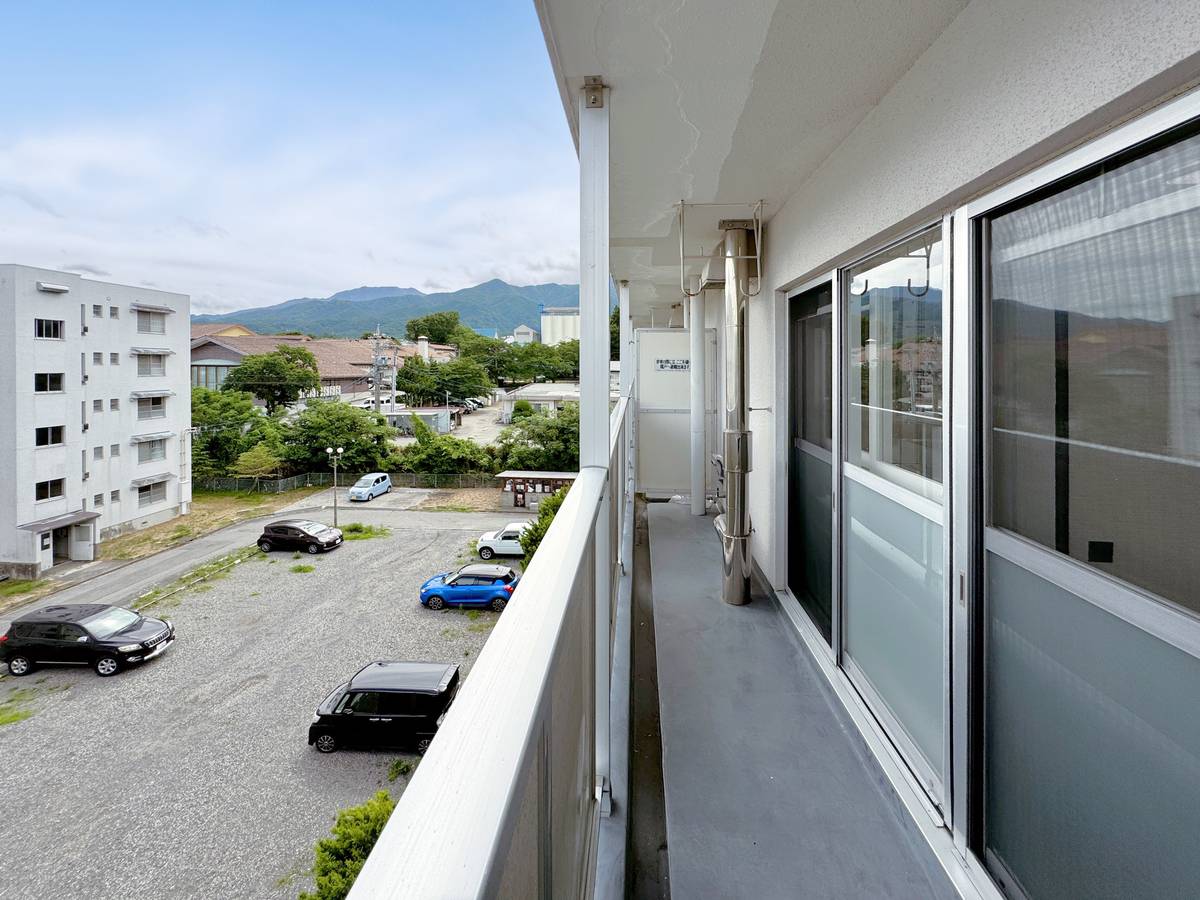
[404,310,460,344]
[394,357,438,405]
[394,416,493,473]
[610,305,620,361]
[520,487,569,566]
[510,399,534,420]
[394,356,493,404]
[281,402,400,474]
[552,338,580,380]
[510,342,566,383]
[300,790,395,900]
[191,387,269,475]
[229,442,282,486]
[220,345,321,413]
[494,402,580,472]
[452,326,517,383]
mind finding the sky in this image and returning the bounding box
[0,1,579,314]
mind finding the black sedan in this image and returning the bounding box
[1,604,175,677]
[257,520,343,554]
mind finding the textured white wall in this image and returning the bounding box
[749,0,1200,584]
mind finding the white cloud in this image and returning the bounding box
[0,106,580,314]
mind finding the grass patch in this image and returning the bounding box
[290,563,316,574]
[440,626,460,638]
[292,551,302,559]
[341,523,391,541]
[99,485,323,562]
[0,578,49,599]
[467,621,494,633]
[0,688,37,727]
[387,758,415,782]
[423,504,474,513]
[465,609,481,621]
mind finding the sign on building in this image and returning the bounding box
[654,358,690,372]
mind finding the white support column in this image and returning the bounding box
[689,279,706,515]
[579,76,612,814]
[618,280,632,398]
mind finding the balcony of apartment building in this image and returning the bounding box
[347,3,1200,899]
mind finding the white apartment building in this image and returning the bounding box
[0,265,191,578]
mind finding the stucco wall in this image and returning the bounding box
[749,0,1200,584]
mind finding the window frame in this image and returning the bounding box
[34,373,65,393]
[137,354,167,377]
[35,478,65,502]
[35,425,65,447]
[34,319,64,340]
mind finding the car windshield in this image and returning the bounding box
[353,477,374,488]
[81,607,140,639]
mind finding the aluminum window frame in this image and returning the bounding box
[835,218,954,814]
[955,85,1200,869]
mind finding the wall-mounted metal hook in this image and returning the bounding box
[852,278,869,296]
[907,243,932,298]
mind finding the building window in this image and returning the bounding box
[35,479,64,501]
[110,352,120,365]
[138,439,167,463]
[109,306,119,319]
[137,397,166,419]
[191,364,234,389]
[92,304,103,318]
[110,489,120,503]
[34,319,64,340]
[34,372,65,393]
[94,446,104,461]
[846,228,944,498]
[110,443,120,457]
[136,310,166,334]
[137,480,167,506]
[94,493,104,507]
[93,399,103,412]
[41,533,51,551]
[35,426,64,447]
[93,351,103,365]
[110,398,119,411]
[137,354,166,377]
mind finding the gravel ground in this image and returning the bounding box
[0,522,502,900]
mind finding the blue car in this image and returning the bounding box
[348,472,391,502]
[419,564,520,612]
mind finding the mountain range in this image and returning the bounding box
[191,279,580,338]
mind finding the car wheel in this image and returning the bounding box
[307,543,320,554]
[386,485,391,493]
[491,596,508,613]
[258,540,272,553]
[479,546,495,560]
[426,595,444,611]
[94,655,120,677]
[416,738,431,754]
[7,655,32,677]
[314,733,338,753]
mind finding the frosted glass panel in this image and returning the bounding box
[986,553,1200,899]
[843,478,943,774]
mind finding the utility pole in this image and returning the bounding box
[390,347,399,413]
[371,325,385,414]
[326,446,344,527]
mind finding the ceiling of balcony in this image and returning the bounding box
[535,0,967,322]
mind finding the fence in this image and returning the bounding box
[194,472,498,493]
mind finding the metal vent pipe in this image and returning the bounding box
[714,226,753,605]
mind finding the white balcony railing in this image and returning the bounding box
[350,396,636,900]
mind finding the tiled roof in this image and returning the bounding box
[190,323,255,337]
[191,334,456,380]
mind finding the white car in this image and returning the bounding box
[477,522,532,559]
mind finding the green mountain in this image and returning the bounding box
[192,279,579,338]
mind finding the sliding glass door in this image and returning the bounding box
[788,284,834,644]
[841,228,947,799]
[981,121,1200,899]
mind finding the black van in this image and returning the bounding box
[308,661,460,754]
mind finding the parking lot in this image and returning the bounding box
[0,514,513,899]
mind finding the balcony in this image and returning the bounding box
[347,393,962,899]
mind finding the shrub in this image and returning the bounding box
[510,398,534,420]
[300,790,395,900]
[520,487,569,566]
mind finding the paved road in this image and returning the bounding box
[1,491,514,629]
[0,509,517,899]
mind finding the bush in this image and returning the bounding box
[394,415,492,474]
[300,790,396,900]
[510,398,534,420]
[520,487,569,566]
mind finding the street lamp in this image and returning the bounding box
[326,445,344,526]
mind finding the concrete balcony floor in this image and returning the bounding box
[645,501,957,899]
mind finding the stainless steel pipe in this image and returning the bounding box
[713,227,752,605]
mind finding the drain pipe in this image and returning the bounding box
[688,275,706,516]
[713,226,752,605]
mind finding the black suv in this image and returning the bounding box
[1,604,175,677]
[257,519,343,554]
[308,661,460,754]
